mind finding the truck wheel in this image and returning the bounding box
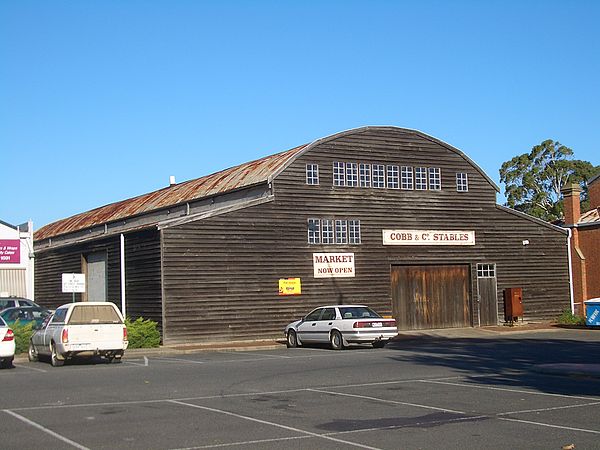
[50,343,64,367]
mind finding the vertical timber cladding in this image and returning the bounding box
[391,265,471,330]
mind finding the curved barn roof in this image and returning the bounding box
[35,126,498,241]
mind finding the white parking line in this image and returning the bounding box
[308,388,466,414]
[419,379,600,402]
[12,364,47,373]
[3,409,90,449]
[499,417,600,434]
[498,401,600,416]
[154,357,205,364]
[168,399,383,450]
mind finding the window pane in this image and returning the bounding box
[359,163,371,187]
[333,162,345,186]
[429,167,441,190]
[349,220,361,244]
[306,164,319,185]
[322,219,334,244]
[387,165,399,189]
[346,163,358,187]
[308,219,320,244]
[372,164,385,188]
[415,167,428,190]
[456,173,468,192]
[335,220,348,244]
[401,166,414,190]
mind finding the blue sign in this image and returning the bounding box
[585,302,600,327]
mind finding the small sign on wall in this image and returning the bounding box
[279,278,301,296]
[62,273,86,293]
[382,230,476,246]
[0,240,20,264]
[313,253,355,278]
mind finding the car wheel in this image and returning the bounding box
[28,341,38,362]
[372,340,387,349]
[286,330,299,348]
[330,330,344,350]
[50,343,64,367]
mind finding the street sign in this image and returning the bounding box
[62,273,86,293]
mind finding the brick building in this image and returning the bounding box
[562,173,600,313]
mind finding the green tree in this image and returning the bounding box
[499,140,597,222]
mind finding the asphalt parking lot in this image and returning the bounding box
[1,327,600,450]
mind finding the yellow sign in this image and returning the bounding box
[279,278,301,296]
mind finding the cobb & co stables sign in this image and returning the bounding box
[313,253,355,278]
[382,230,476,246]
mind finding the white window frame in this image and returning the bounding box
[429,167,441,190]
[456,172,468,192]
[308,219,320,244]
[477,263,496,278]
[346,163,358,187]
[387,165,400,189]
[372,164,385,188]
[401,166,414,190]
[306,164,319,185]
[335,220,348,244]
[415,167,428,190]
[333,162,345,186]
[322,219,334,244]
[348,220,361,244]
[359,163,371,188]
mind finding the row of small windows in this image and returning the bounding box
[306,162,468,192]
[308,219,361,245]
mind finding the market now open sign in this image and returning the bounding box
[0,240,20,263]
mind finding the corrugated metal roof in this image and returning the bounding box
[35,144,308,241]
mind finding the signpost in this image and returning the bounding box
[62,273,86,302]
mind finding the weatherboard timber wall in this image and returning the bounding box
[160,128,570,343]
[34,230,162,323]
[34,237,121,309]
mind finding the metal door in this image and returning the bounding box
[477,264,498,326]
[86,252,107,301]
[391,264,471,330]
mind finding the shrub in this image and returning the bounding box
[557,309,586,326]
[125,317,161,348]
[11,321,35,354]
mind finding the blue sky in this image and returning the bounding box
[1,0,599,229]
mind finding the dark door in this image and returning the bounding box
[391,264,471,330]
[477,264,498,326]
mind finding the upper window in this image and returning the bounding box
[387,165,399,189]
[415,167,428,190]
[401,166,414,190]
[335,220,348,244]
[333,162,345,186]
[359,163,371,188]
[348,220,361,244]
[305,309,323,321]
[456,173,468,192]
[322,219,334,244]
[346,163,358,187]
[372,164,385,188]
[429,168,441,190]
[306,164,319,185]
[307,219,320,244]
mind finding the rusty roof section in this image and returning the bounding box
[35,144,308,241]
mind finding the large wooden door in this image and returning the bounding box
[391,265,471,330]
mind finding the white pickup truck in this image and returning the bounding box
[28,302,128,366]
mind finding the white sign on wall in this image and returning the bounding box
[62,273,86,293]
[382,230,476,246]
[313,253,355,278]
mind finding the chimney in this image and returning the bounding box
[561,183,582,225]
[588,174,600,210]
[169,175,176,186]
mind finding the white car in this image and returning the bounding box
[0,316,15,369]
[28,302,128,366]
[284,305,397,350]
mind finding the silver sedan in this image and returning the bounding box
[284,305,397,350]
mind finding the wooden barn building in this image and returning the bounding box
[33,127,571,344]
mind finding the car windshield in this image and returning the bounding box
[0,316,6,326]
[339,307,381,319]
